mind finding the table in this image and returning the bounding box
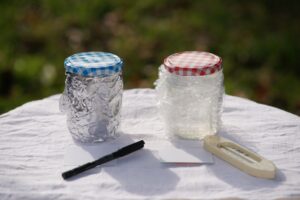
[1,89,300,200]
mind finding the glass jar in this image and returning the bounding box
[155,51,224,140]
[60,52,123,143]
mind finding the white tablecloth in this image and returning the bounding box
[1,89,300,200]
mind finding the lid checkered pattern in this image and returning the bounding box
[64,52,123,77]
[163,51,222,76]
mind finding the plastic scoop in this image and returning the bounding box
[204,135,276,179]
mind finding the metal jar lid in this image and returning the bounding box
[64,52,123,77]
[163,51,222,76]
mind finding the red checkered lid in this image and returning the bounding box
[163,51,222,76]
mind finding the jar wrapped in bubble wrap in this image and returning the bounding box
[60,52,123,143]
[155,51,224,140]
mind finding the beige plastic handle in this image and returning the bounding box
[204,135,276,179]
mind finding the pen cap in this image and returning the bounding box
[113,140,145,158]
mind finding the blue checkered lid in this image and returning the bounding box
[64,52,123,77]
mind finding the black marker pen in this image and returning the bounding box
[62,140,145,180]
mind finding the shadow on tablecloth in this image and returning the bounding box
[170,126,286,191]
[65,133,180,196]
[103,133,180,196]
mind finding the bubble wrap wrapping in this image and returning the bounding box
[60,72,123,143]
[155,66,224,139]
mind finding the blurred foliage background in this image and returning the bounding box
[0,0,299,115]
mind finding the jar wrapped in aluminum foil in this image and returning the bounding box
[60,52,123,143]
[155,51,224,140]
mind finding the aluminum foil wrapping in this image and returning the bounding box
[155,66,224,139]
[60,72,123,143]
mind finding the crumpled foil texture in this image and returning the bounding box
[155,66,224,139]
[60,72,123,143]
